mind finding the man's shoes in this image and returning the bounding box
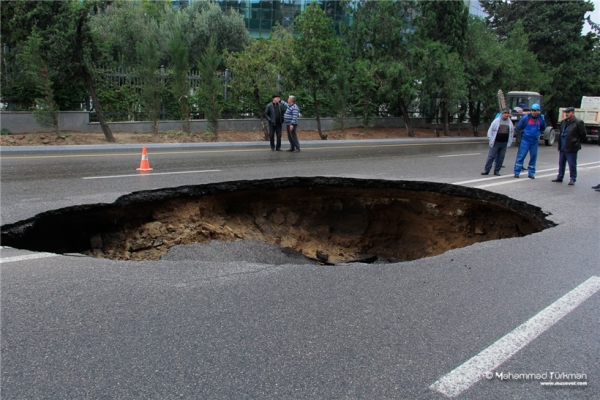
[294,149,301,152]
[592,184,600,189]
[276,148,281,151]
[514,174,520,178]
[568,180,575,186]
[596,188,600,192]
[494,172,501,176]
[551,179,563,183]
[271,148,275,151]
[481,172,489,175]
[528,175,535,179]
[287,148,295,152]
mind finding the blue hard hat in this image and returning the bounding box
[531,103,540,110]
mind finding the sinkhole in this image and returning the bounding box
[0,177,556,264]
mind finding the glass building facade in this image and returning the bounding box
[176,1,484,38]
[217,1,351,37]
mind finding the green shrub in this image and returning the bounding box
[1,128,10,135]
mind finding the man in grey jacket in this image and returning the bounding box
[481,108,514,176]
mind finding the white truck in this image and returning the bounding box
[557,96,600,143]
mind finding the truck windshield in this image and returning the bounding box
[507,95,541,112]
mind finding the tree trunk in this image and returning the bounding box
[442,101,450,136]
[75,12,114,143]
[83,66,115,143]
[435,103,440,137]
[254,87,269,140]
[313,91,327,140]
[398,97,414,137]
[471,100,481,137]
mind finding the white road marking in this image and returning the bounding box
[453,161,600,186]
[475,173,556,188]
[438,153,481,158]
[0,252,59,264]
[430,276,600,398]
[82,169,221,180]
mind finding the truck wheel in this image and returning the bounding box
[544,127,556,146]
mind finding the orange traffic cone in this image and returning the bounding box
[136,146,153,171]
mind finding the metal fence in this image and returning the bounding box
[92,66,232,122]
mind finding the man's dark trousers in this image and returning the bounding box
[557,150,578,181]
[269,123,282,150]
[286,124,300,150]
[484,141,508,174]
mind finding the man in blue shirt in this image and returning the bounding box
[514,103,546,179]
[551,107,586,185]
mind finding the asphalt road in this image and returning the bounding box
[1,138,599,399]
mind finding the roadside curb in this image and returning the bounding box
[0,137,488,153]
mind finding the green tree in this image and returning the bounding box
[64,1,116,142]
[89,1,162,69]
[343,0,419,136]
[17,30,59,136]
[417,40,467,136]
[351,59,378,129]
[137,34,163,135]
[481,0,600,125]
[196,41,223,137]
[169,29,191,133]
[463,17,505,135]
[329,57,352,133]
[419,0,469,55]
[179,0,249,66]
[1,1,87,112]
[417,0,469,136]
[293,2,342,139]
[500,21,551,92]
[227,25,295,140]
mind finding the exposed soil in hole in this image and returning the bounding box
[1,178,555,264]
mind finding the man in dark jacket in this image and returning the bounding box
[265,94,285,151]
[551,107,587,185]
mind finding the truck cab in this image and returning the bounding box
[506,91,556,146]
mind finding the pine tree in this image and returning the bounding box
[197,40,223,137]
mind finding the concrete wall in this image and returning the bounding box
[1,111,487,134]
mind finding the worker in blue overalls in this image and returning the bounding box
[514,103,546,179]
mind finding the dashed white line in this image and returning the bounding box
[0,252,59,264]
[438,153,481,158]
[82,169,221,180]
[430,276,600,398]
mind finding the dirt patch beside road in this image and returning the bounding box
[0,126,479,146]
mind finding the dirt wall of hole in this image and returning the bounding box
[87,186,546,263]
[0,178,555,263]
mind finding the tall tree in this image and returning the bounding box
[169,29,191,133]
[17,30,60,136]
[227,26,296,140]
[1,1,86,112]
[463,17,504,135]
[481,0,600,125]
[293,2,342,139]
[343,0,419,136]
[196,40,223,137]
[417,0,469,136]
[89,1,163,69]
[179,0,249,67]
[137,35,163,135]
[58,1,116,142]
